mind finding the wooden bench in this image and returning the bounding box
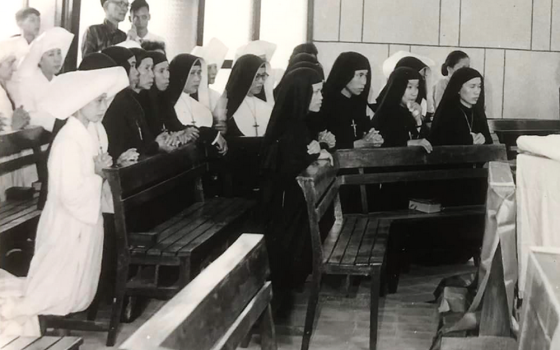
[0,336,82,350]
[44,143,254,346]
[488,118,560,160]
[297,159,385,350]
[120,234,276,350]
[0,127,48,276]
[336,144,507,293]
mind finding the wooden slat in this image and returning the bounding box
[0,336,18,348]
[0,209,41,233]
[181,199,254,254]
[166,199,250,256]
[120,234,268,350]
[487,118,560,132]
[2,337,38,350]
[324,216,355,264]
[131,202,206,255]
[355,217,380,266]
[46,337,82,350]
[148,199,237,256]
[21,337,60,350]
[336,144,507,169]
[340,216,369,265]
[209,282,272,350]
[0,197,37,218]
[328,216,357,265]
[315,180,339,220]
[0,155,41,176]
[0,201,38,225]
[340,168,488,185]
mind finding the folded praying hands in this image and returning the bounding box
[318,130,336,149]
[363,128,384,147]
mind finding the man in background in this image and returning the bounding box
[81,0,128,56]
[128,0,166,47]
[11,7,41,60]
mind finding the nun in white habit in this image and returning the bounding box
[0,66,128,336]
[223,54,274,137]
[191,37,228,112]
[13,27,74,132]
[234,40,283,89]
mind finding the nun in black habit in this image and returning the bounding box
[261,67,329,295]
[101,46,159,164]
[223,54,274,137]
[291,42,319,59]
[322,52,373,149]
[372,67,432,152]
[167,53,227,152]
[430,67,492,146]
[273,53,322,99]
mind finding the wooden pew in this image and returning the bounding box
[296,144,507,350]
[488,118,560,160]
[120,233,276,350]
[43,143,255,346]
[337,144,507,292]
[0,127,48,276]
[297,159,385,350]
[0,336,82,350]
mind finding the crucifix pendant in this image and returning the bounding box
[254,123,260,137]
[351,119,357,138]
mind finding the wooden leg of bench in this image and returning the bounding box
[301,272,321,350]
[260,304,277,350]
[370,267,381,350]
[107,259,128,347]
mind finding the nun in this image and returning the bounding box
[129,48,154,94]
[433,50,470,108]
[430,67,492,146]
[322,52,373,149]
[372,67,432,152]
[0,39,32,202]
[15,27,74,132]
[101,47,160,165]
[0,66,128,336]
[222,54,274,137]
[261,67,330,295]
[290,42,319,59]
[273,53,320,99]
[191,38,229,112]
[168,54,227,153]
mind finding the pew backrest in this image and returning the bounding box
[103,143,207,260]
[0,127,48,178]
[336,145,507,212]
[119,233,270,350]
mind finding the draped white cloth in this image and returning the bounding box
[232,95,272,137]
[516,151,560,297]
[0,117,104,336]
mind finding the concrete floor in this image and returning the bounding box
[71,262,476,350]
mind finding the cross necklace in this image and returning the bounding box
[245,98,260,136]
[459,108,473,132]
[351,119,357,138]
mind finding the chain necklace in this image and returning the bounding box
[459,107,473,132]
[244,97,260,136]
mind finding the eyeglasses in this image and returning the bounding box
[110,0,130,9]
[255,73,269,82]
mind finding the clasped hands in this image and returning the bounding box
[307,140,333,164]
[0,107,31,131]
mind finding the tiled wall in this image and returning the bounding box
[313,0,560,119]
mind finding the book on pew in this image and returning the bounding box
[409,198,442,213]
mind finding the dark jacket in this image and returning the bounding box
[81,19,127,56]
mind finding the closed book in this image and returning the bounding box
[409,198,441,213]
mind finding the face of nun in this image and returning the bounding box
[449,57,470,76]
[137,57,154,90]
[401,79,419,107]
[248,65,268,97]
[344,69,368,96]
[0,56,17,82]
[207,64,218,85]
[39,48,63,76]
[183,63,202,94]
[154,61,170,91]
[128,56,139,88]
[459,77,482,107]
[80,93,110,123]
[309,82,323,112]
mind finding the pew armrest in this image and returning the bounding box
[129,232,158,248]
